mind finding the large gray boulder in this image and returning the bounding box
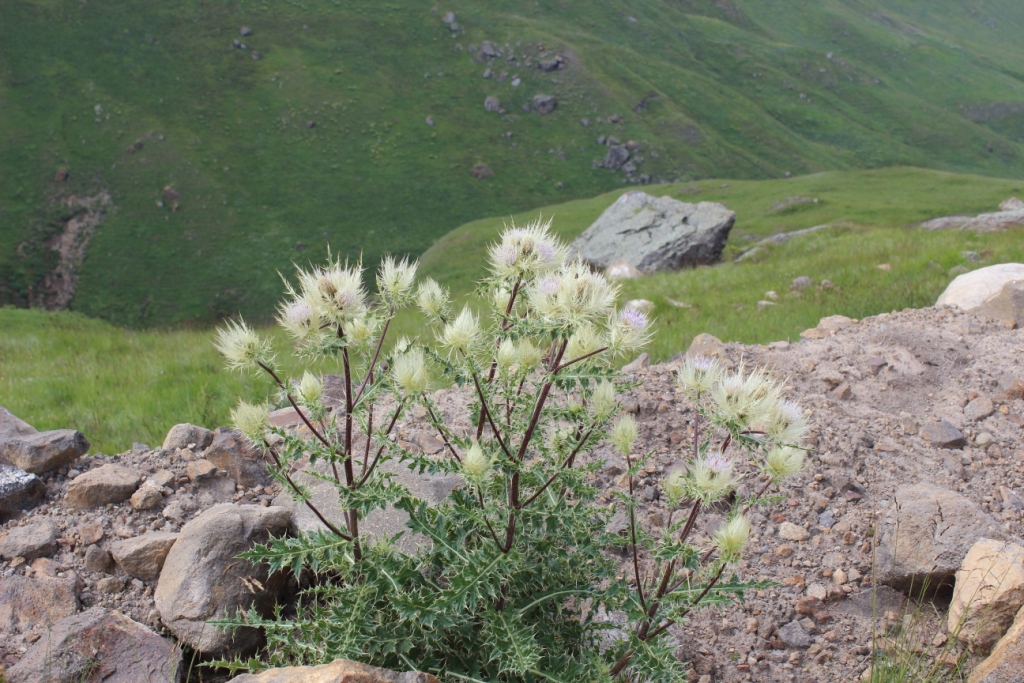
[154,503,290,657]
[274,456,460,555]
[8,607,182,683]
[570,191,735,272]
[876,483,1011,591]
[937,263,1024,326]
[229,659,437,683]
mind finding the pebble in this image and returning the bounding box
[779,522,810,541]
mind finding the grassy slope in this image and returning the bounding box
[6,168,1022,454]
[2,0,1024,326]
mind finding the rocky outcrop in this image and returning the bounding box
[7,607,181,683]
[229,659,438,683]
[922,200,1024,232]
[876,484,1011,591]
[937,263,1024,327]
[154,503,290,656]
[570,191,735,273]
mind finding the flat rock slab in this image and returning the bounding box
[0,520,60,560]
[570,191,735,272]
[0,429,89,473]
[0,575,80,632]
[875,483,1010,590]
[920,420,967,449]
[110,531,179,581]
[230,658,439,683]
[8,606,181,683]
[274,456,461,555]
[155,503,290,657]
[0,464,46,512]
[65,463,141,508]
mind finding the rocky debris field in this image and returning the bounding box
[1,300,1024,681]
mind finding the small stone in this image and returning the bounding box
[240,26,252,36]
[78,522,104,545]
[920,420,967,449]
[131,481,164,510]
[95,576,124,594]
[484,95,501,112]
[805,583,828,601]
[867,357,888,376]
[110,532,179,581]
[0,521,60,561]
[151,469,176,488]
[818,512,835,528]
[965,397,996,422]
[186,459,217,481]
[776,544,794,558]
[779,522,810,542]
[977,432,994,447]
[831,382,852,400]
[791,276,813,291]
[779,620,812,648]
[84,544,113,573]
[833,568,848,585]
[65,464,142,508]
[532,94,557,114]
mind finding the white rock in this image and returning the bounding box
[937,263,1024,325]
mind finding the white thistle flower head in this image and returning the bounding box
[516,339,544,370]
[765,446,807,482]
[714,514,751,563]
[440,305,480,354]
[297,371,324,407]
[487,218,566,279]
[214,319,274,373]
[609,306,653,355]
[691,452,737,502]
[461,441,492,485]
[392,347,430,395]
[491,286,512,313]
[663,468,687,503]
[496,338,518,371]
[277,298,320,341]
[377,255,418,305]
[677,356,721,393]
[591,380,616,419]
[711,367,778,429]
[298,260,366,323]
[345,315,379,351]
[231,401,269,446]
[392,335,414,357]
[416,278,449,319]
[766,399,808,445]
[611,414,638,455]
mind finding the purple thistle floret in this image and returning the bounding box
[620,307,648,330]
[538,277,560,296]
[705,452,731,474]
[537,242,556,263]
[495,244,518,267]
[690,356,716,371]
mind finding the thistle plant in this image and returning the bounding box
[212,220,808,681]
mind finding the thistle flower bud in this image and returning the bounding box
[231,401,269,446]
[487,218,566,279]
[516,339,543,370]
[496,338,518,371]
[610,414,637,455]
[461,441,492,485]
[377,255,417,305]
[392,347,430,395]
[566,323,604,364]
[492,287,512,313]
[609,307,652,355]
[663,468,686,503]
[416,278,449,319]
[711,367,778,429]
[591,380,616,419]
[765,399,808,445]
[714,514,751,563]
[277,299,320,341]
[441,306,480,353]
[677,356,721,393]
[297,260,366,323]
[765,446,807,482]
[214,319,274,373]
[345,315,379,351]
[297,371,324,407]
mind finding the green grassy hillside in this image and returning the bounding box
[5,168,1022,454]
[2,0,1024,325]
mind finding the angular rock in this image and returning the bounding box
[622,353,650,374]
[230,658,438,683]
[971,605,1024,683]
[155,503,290,656]
[110,531,179,581]
[687,333,725,359]
[480,40,501,58]
[0,575,80,632]
[0,406,37,438]
[7,606,181,683]
[876,483,1010,591]
[84,544,114,573]
[1,429,90,473]
[602,145,631,170]
[920,420,967,449]
[274,457,459,555]
[570,191,735,273]
[949,539,1024,652]
[779,620,812,648]
[605,259,640,280]
[204,427,270,488]
[937,263,1024,325]
[779,522,810,542]
[484,95,501,112]
[965,397,996,422]
[0,520,60,560]
[162,422,214,451]
[0,464,46,512]
[186,458,217,481]
[65,463,142,508]
[471,163,493,179]
[532,94,557,114]
[131,480,165,510]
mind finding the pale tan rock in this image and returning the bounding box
[130,481,164,510]
[605,259,640,280]
[779,522,810,542]
[970,605,1024,682]
[687,332,725,358]
[65,464,141,508]
[229,658,438,683]
[110,532,179,581]
[949,539,1024,652]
